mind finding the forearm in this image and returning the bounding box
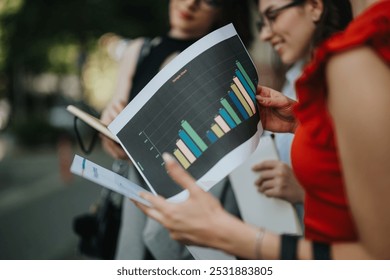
[212,213,372,259]
[211,213,280,260]
[212,213,260,259]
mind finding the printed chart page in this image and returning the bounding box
[109,24,262,202]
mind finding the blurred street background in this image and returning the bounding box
[0,0,172,260]
[0,142,111,259]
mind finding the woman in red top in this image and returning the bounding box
[135,0,390,259]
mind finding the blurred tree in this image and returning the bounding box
[2,0,168,71]
[0,0,168,107]
[0,0,168,145]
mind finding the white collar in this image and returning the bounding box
[286,60,305,85]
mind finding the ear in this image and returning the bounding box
[306,0,324,23]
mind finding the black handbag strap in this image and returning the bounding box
[73,116,99,154]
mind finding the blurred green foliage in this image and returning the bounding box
[0,0,169,145]
[0,0,169,74]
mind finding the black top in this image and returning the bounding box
[129,35,196,102]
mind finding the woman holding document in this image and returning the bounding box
[99,0,255,259]
[136,0,390,259]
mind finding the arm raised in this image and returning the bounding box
[100,38,144,159]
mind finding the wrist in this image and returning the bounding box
[291,119,299,133]
[291,185,305,204]
[254,228,266,259]
[212,213,257,259]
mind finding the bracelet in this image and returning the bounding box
[280,234,300,260]
[254,228,265,259]
[312,241,331,260]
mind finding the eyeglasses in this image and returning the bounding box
[256,0,304,33]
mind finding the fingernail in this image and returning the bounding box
[162,153,175,163]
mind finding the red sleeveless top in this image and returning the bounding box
[291,0,390,243]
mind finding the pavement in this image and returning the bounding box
[0,134,113,259]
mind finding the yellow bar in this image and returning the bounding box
[233,77,256,114]
[211,124,224,138]
[231,83,253,116]
[173,149,190,169]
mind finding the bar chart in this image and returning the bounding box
[172,60,257,169]
[117,35,259,198]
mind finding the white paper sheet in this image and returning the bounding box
[70,155,151,206]
[229,135,302,235]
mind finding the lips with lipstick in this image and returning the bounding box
[179,10,194,20]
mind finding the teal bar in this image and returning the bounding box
[206,130,218,144]
[219,108,236,129]
[181,120,208,152]
[221,98,241,125]
[236,61,255,93]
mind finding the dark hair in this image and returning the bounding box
[254,0,353,46]
[215,0,255,48]
[313,0,352,46]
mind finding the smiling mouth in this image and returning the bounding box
[179,11,194,20]
[273,42,284,53]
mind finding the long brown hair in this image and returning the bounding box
[313,0,353,46]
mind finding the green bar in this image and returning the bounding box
[236,61,255,93]
[221,98,241,125]
[181,120,208,152]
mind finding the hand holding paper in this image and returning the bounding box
[66,105,118,143]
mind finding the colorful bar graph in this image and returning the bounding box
[206,130,218,144]
[236,61,255,93]
[173,149,190,169]
[170,60,256,169]
[221,98,241,125]
[214,115,230,133]
[233,77,256,114]
[181,120,208,152]
[179,130,202,157]
[228,91,249,119]
[219,108,236,129]
[236,69,255,101]
[176,139,196,163]
[231,84,253,116]
[211,124,224,138]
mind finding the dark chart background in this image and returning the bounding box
[118,35,259,198]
